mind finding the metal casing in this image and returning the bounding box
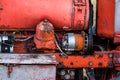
[0,54,58,80]
[97,0,115,38]
[0,0,89,31]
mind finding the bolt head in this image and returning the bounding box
[88,61,93,66]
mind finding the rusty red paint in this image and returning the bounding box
[55,52,113,68]
[34,20,56,49]
[97,0,115,38]
[1,51,120,69]
[0,0,89,31]
[55,51,120,68]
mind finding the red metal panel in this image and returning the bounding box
[97,0,115,38]
[55,52,113,68]
[0,0,89,31]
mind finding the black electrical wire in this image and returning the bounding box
[54,33,67,57]
[14,35,34,42]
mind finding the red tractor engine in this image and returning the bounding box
[0,0,120,80]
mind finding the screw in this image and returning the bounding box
[88,61,93,66]
[44,19,48,23]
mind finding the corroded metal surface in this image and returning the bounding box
[97,0,115,38]
[56,52,113,68]
[0,0,89,31]
[0,65,56,80]
[34,20,56,49]
[0,54,58,64]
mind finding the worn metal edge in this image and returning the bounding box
[0,53,58,64]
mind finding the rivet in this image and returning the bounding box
[88,61,93,66]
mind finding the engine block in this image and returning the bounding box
[0,0,120,80]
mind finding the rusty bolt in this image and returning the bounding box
[44,19,48,23]
[88,61,93,66]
